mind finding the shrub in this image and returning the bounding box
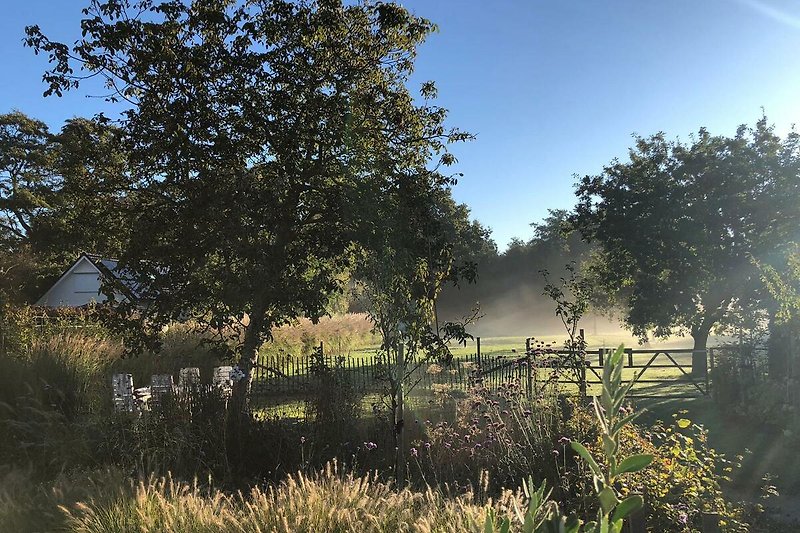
[305,348,365,454]
[413,374,584,500]
[0,466,130,533]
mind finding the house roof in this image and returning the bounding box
[35,252,143,306]
[84,253,144,302]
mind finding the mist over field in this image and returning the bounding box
[439,282,621,338]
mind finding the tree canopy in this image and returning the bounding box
[25,0,471,392]
[573,118,800,358]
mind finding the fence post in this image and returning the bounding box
[599,348,605,367]
[526,355,533,397]
[476,336,482,369]
[395,342,406,480]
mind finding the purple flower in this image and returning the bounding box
[364,441,377,451]
[558,436,571,446]
[300,436,306,444]
[677,511,688,525]
[410,447,418,457]
[424,441,431,450]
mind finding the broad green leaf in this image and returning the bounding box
[598,486,619,513]
[484,509,493,533]
[571,441,602,477]
[602,434,617,458]
[612,411,640,436]
[611,495,643,523]
[615,454,653,475]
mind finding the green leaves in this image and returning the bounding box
[615,454,653,476]
[483,345,651,533]
[25,0,474,368]
[570,441,602,478]
[574,118,800,356]
[611,495,643,523]
[597,487,619,513]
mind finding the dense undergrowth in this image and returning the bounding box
[0,314,773,531]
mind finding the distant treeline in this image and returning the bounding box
[432,209,598,336]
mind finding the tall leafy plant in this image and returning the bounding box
[486,345,652,532]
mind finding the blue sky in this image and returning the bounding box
[3,1,800,249]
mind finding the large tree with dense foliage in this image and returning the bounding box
[25,0,469,400]
[573,119,800,370]
[29,117,131,263]
[0,112,54,248]
[0,112,129,302]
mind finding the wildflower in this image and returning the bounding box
[677,511,688,525]
[552,449,559,457]
[558,436,571,446]
[410,447,418,458]
[300,436,306,444]
[364,441,377,451]
[424,441,431,450]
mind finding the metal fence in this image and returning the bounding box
[250,338,712,400]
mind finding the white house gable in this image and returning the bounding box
[36,256,108,307]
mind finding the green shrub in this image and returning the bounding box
[414,377,577,497]
[305,349,365,454]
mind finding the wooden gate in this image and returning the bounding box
[478,340,709,399]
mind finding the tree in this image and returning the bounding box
[25,0,469,405]
[573,118,800,372]
[357,167,478,477]
[29,117,131,262]
[0,112,130,302]
[0,112,54,248]
[541,261,591,397]
[757,244,800,380]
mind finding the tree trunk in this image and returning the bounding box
[231,302,267,415]
[691,327,709,377]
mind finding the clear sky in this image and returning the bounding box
[3,0,800,249]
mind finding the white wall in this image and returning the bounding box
[36,257,109,307]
